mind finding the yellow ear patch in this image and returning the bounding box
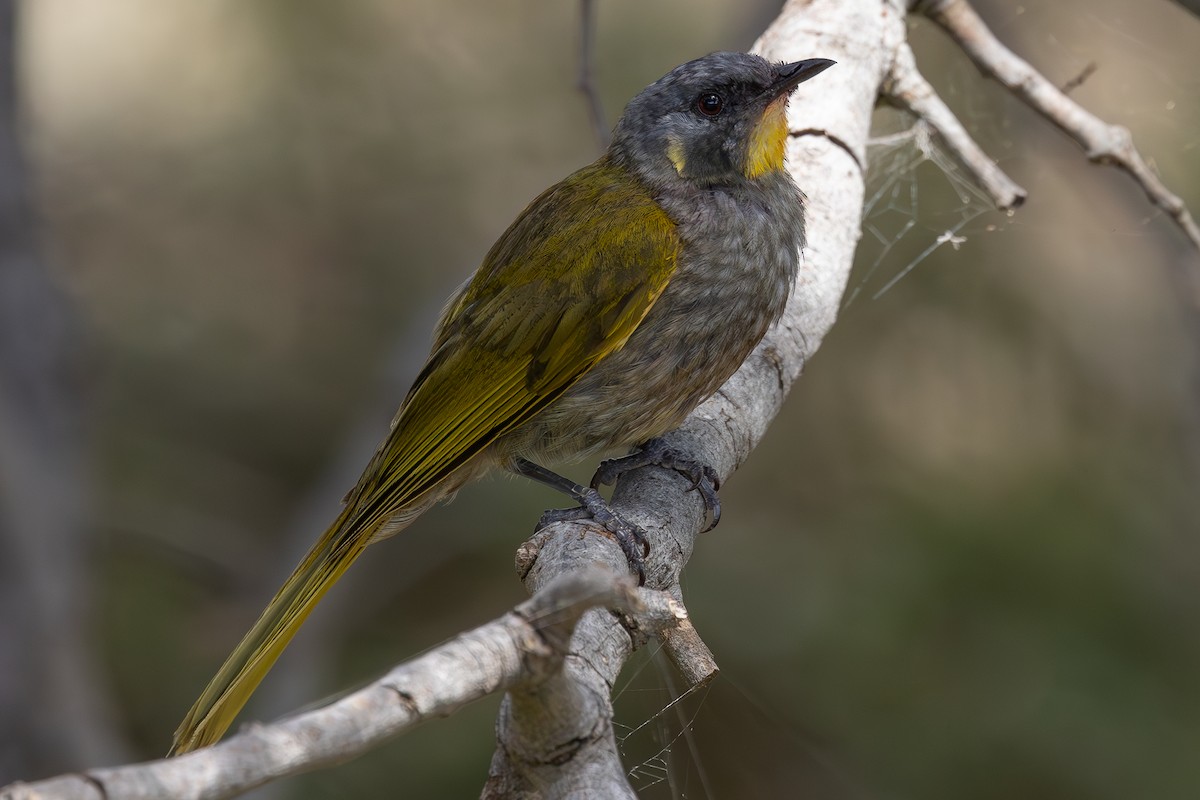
[745,95,789,179]
[666,134,687,175]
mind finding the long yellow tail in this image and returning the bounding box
[170,504,379,754]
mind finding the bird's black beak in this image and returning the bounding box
[766,58,836,99]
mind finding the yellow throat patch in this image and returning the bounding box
[745,95,789,179]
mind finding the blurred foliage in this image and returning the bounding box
[6,0,1200,797]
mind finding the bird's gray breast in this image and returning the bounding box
[653,174,805,356]
[511,173,805,463]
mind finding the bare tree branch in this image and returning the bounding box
[1,568,685,800]
[1059,61,1097,94]
[882,42,1027,210]
[659,616,719,688]
[917,0,1200,259]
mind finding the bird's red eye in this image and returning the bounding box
[696,92,724,117]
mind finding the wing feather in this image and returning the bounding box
[343,157,680,523]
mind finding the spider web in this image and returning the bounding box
[843,106,1008,307]
[843,1,1200,307]
[613,647,716,797]
[612,647,860,800]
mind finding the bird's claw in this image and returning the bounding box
[537,487,649,585]
[589,439,722,532]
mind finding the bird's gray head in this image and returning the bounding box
[610,52,835,188]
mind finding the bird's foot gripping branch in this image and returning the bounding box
[591,437,722,531]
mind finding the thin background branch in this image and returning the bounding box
[0,0,128,778]
[577,0,609,151]
[917,0,1200,261]
[881,42,1026,210]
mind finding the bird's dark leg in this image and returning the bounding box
[590,438,722,532]
[510,457,649,584]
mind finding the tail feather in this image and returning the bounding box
[170,505,378,755]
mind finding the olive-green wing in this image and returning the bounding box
[344,159,680,528]
[169,161,678,755]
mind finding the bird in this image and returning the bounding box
[170,50,835,755]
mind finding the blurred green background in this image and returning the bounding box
[4,0,1200,797]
